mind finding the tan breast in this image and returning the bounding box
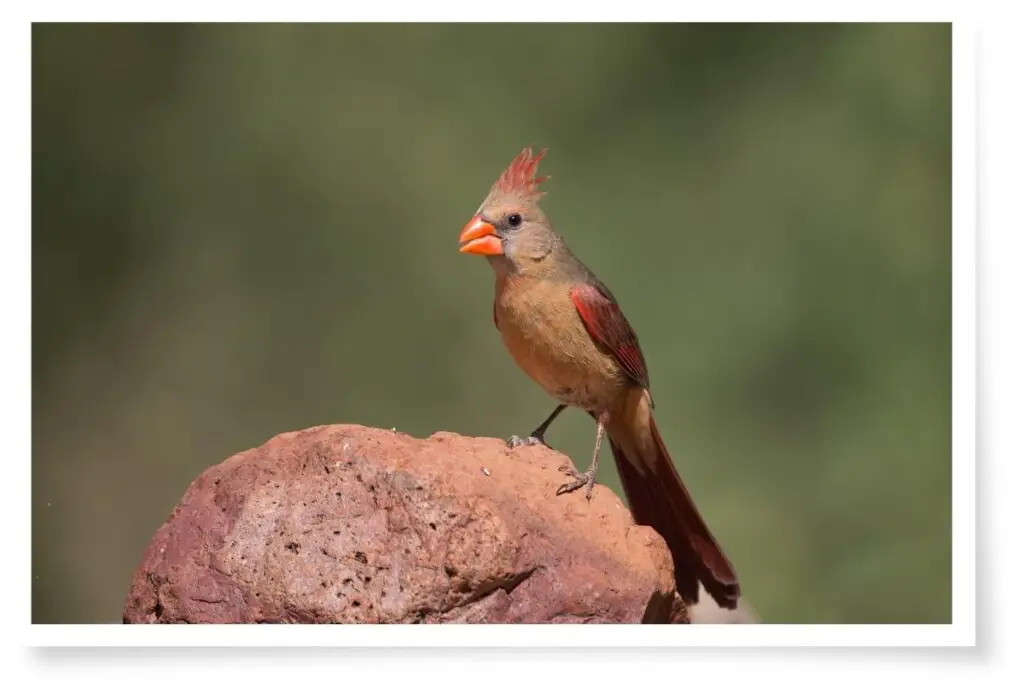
[494,275,625,412]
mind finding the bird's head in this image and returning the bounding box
[458,147,561,273]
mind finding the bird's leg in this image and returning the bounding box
[507,404,567,448]
[556,411,607,501]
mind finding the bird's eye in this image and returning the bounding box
[507,213,523,228]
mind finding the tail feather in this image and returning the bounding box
[609,416,739,609]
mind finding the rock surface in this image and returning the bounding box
[123,424,685,624]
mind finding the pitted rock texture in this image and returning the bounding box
[123,424,685,624]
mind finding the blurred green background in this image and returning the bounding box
[31,22,951,624]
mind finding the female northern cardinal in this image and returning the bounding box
[457,147,740,609]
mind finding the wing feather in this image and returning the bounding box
[570,283,650,389]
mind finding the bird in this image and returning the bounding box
[456,146,740,609]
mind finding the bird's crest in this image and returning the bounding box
[491,147,549,200]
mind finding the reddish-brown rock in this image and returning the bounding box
[123,424,684,624]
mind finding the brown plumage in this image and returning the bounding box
[458,147,740,608]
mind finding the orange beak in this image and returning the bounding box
[458,216,503,256]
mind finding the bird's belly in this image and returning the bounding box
[497,303,622,412]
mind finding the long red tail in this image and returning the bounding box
[608,413,739,608]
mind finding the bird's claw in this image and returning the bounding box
[556,465,597,501]
[506,434,545,449]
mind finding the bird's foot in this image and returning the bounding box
[556,463,597,501]
[506,433,548,449]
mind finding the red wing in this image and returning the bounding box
[570,283,650,389]
[493,301,499,329]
